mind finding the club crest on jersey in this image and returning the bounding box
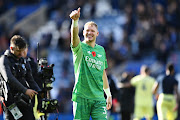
[97,54,102,58]
[92,51,96,57]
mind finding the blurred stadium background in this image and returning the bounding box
[0,0,180,120]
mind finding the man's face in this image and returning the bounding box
[83,25,99,42]
[10,47,27,59]
[22,48,28,58]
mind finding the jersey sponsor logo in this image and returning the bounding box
[92,51,96,57]
[85,56,103,70]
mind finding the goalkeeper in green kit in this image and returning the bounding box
[69,7,112,120]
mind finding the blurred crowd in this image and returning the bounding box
[0,0,180,118]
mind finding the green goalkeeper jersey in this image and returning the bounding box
[71,42,108,101]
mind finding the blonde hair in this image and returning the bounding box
[84,21,98,29]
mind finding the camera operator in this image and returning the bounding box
[22,44,57,119]
[0,35,41,120]
[22,47,43,90]
[22,47,45,119]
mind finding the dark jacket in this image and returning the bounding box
[0,50,40,101]
[118,77,135,112]
[27,57,43,90]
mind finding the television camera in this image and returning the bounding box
[38,58,55,90]
[37,58,58,114]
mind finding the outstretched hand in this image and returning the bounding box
[69,7,81,20]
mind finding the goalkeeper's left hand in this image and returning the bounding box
[106,96,112,110]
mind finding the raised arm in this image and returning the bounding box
[118,82,131,88]
[69,8,81,47]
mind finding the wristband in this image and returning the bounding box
[104,88,112,97]
[73,19,79,27]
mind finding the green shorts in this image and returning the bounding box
[73,97,107,120]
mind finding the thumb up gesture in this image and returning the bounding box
[69,7,81,20]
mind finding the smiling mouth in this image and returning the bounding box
[87,35,93,38]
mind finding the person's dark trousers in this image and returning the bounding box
[3,104,35,120]
[121,111,131,120]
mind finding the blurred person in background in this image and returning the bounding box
[69,7,112,120]
[153,63,179,120]
[117,71,135,120]
[175,73,180,120]
[118,65,155,120]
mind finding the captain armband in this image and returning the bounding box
[104,88,112,98]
